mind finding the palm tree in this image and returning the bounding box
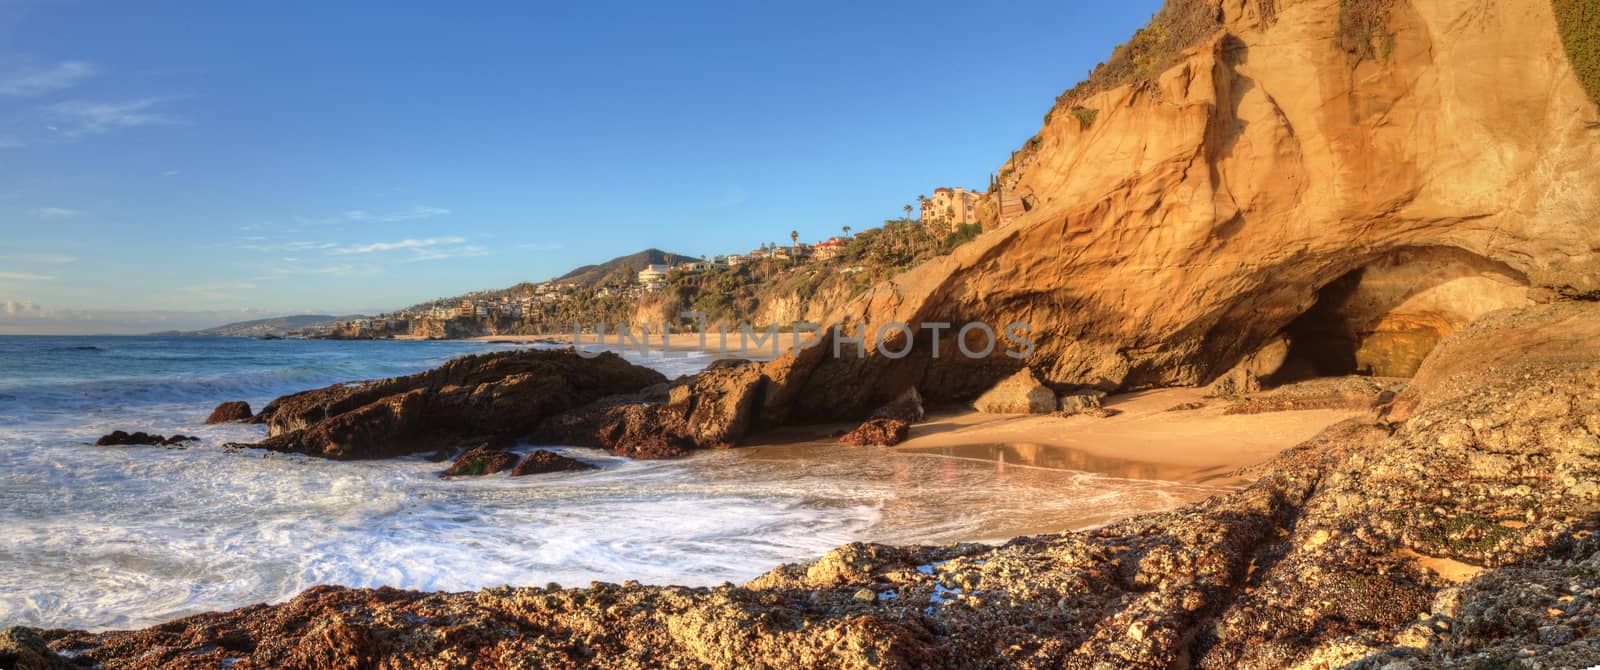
[789,230,798,249]
[842,225,851,239]
[904,204,913,223]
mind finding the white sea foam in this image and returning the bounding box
[0,337,1222,630]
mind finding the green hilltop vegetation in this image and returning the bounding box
[1555,0,1600,106]
[309,217,984,339]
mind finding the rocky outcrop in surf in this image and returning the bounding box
[244,349,666,460]
[204,401,253,424]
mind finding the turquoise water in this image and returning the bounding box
[0,336,1219,631]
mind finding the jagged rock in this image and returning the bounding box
[248,349,665,460]
[511,450,597,476]
[441,446,518,477]
[533,360,766,458]
[973,368,1056,414]
[94,431,198,447]
[838,418,909,447]
[0,626,68,670]
[869,387,925,424]
[1056,391,1106,415]
[204,401,253,424]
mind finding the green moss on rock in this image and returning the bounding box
[1554,0,1600,106]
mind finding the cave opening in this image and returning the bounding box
[1262,247,1532,387]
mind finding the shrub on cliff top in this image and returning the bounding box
[1554,0,1600,106]
[1050,0,1224,112]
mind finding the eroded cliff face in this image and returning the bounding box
[774,0,1600,420]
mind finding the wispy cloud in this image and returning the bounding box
[299,205,452,226]
[0,253,76,265]
[330,236,466,255]
[44,98,178,137]
[0,271,54,281]
[0,136,22,149]
[28,207,81,219]
[0,60,96,97]
[405,244,488,262]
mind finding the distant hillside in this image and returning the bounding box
[556,249,694,288]
[159,314,363,337]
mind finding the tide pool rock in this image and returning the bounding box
[442,446,518,477]
[511,450,597,476]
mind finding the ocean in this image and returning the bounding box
[0,336,1219,630]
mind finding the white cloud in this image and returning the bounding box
[404,244,488,262]
[0,253,75,265]
[301,205,452,226]
[28,207,81,219]
[44,98,177,136]
[0,60,96,97]
[0,271,53,281]
[162,170,181,177]
[331,236,466,255]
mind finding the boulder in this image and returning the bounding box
[247,349,666,460]
[869,387,925,424]
[838,418,910,447]
[973,368,1056,414]
[1203,337,1291,397]
[442,446,519,477]
[205,401,254,424]
[512,450,598,476]
[1056,391,1106,415]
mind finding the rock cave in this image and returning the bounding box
[1267,246,1532,385]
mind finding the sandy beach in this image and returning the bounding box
[473,334,1365,486]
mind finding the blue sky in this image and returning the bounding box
[0,0,1160,334]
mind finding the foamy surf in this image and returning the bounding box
[0,336,1221,631]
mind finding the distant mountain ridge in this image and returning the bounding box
[155,314,365,337]
[554,249,695,289]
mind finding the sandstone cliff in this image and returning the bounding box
[771,0,1600,421]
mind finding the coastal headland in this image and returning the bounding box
[8,0,1600,667]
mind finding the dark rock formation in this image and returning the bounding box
[511,450,598,476]
[838,418,910,447]
[440,446,518,477]
[94,431,198,447]
[869,387,925,424]
[246,349,665,460]
[41,303,1600,668]
[533,360,767,458]
[204,401,253,424]
[0,626,69,670]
